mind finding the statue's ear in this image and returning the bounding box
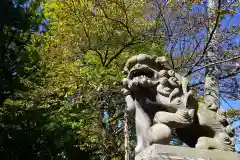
[156,56,167,64]
[181,76,189,95]
[184,90,198,110]
[155,56,171,69]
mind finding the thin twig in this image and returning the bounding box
[177,38,201,71]
[186,0,222,76]
[96,0,133,39]
[62,0,105,66]
[156,1,172,42]
[105,41,137,67]
[189,55,240,75]
[168,40,178,70]
[190,68,240,87]
[89,48,105,65]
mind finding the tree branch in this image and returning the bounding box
[106,110,124,124]
[105,41,137,67]
[96,0,133,39]
[168,40,178,70]
[156,0,172,42]
[62,0,106,66]
[190,68,240,87]
[177,38,201,71]
[89,48,105,66]
[189,55,240,75]
[186,0,222,76]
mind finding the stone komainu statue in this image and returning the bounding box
[121,54,235,154]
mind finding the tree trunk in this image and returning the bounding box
[124,111,130,160]
[204,51,220,111]
[204,0,221,112]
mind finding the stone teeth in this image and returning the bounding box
[147,80,151,84]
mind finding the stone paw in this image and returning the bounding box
[195,137,212,149]
[196,137,224,150]
[149,123,172,144]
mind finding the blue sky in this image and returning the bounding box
[221,98,240,110]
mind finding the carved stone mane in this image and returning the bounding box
[122,54,235,154]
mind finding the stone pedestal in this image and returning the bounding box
[135,144,240,160]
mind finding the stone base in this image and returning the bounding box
[135,144,240,160]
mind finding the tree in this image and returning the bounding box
[0,0,45,105]
[40,0,240,157]
[153,0,240,151]
[0,0,71,159]
[147,1,240,102]
[11,0,165,159]
[1,0,239,159]
[0,0,94,159]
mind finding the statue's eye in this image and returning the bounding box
[175,98,182,105]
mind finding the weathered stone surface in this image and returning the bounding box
[135,144,240,160]
[122,54,235,155]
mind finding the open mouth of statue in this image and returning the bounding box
[129,67,155,80]
[126,66,159,89]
